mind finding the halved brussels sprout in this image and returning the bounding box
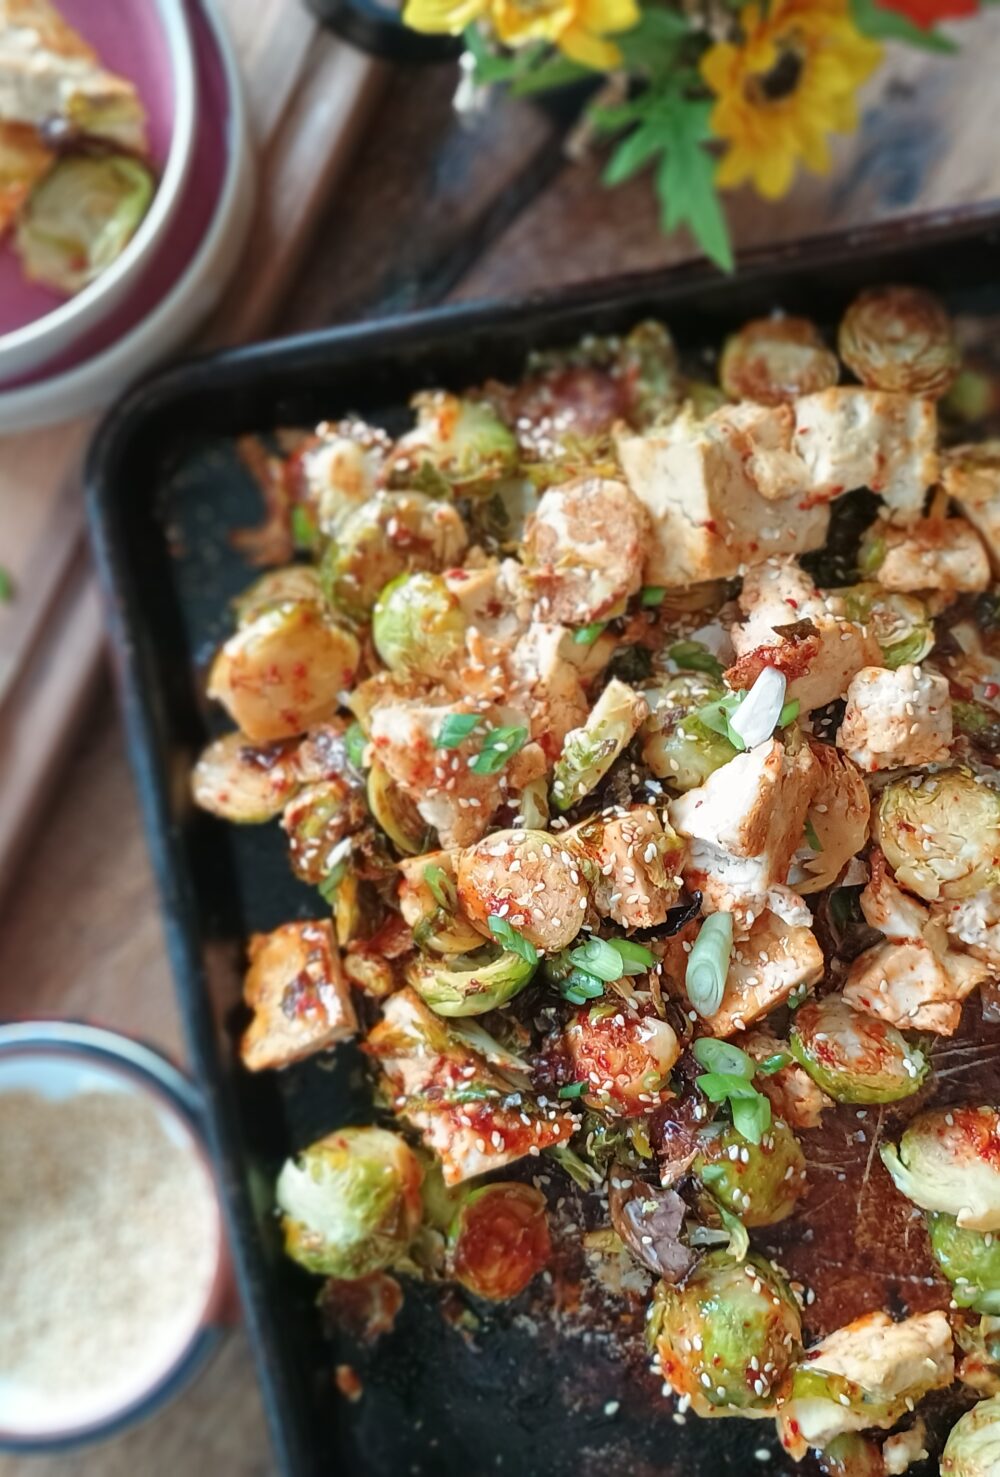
[652,1249,802,1416]
[836,583,934,670]
[876,769,1000,902]
[880,1107,1000,1231]
[562,1004,680,1116]
[406,946,537,1016]
[281,779,366,885]
[719,315,839,405]
[16,153,155,295]
[372,571,467,678]
[207,601,360,743]
[367,760,430,856]
[397,852,483,955]
[448,1182,550,1300]
[617,319,684,427]
[838,285,959,398]
[276,1126,424,1278]
[693,1117,807,1226]
[941,1394,1000,1476]
[233,565,326,625]
[816,1433,886,1476]
[320,492,468,621]
[191,731,300,822]
[641,675,738,791]
[388,392,518,497]
[789,998,927,1105]
[928,1212,1000,1315]
[551,679,648,811]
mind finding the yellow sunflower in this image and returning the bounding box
[701,0,882,201]
[404,0,639,68]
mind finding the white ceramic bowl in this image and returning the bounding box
[0,0,198,381]
[0,0,253,432]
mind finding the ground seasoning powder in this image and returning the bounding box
[0,1088,219,1432]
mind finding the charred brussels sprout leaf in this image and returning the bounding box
[693,1118,806,1226]
[940,1394,1000,1476]
[652,1250,802,1416]
[16,154,154,295]
[875,768,1000,902]
[928,1212,1000,1314]
[789,998,927,1105]
[407,946,537,1016]
[448,1182,550,1300]
[838,285,959,398]
[551,679,647,810]
[276,1126,424,1278]
[372,571,466,678]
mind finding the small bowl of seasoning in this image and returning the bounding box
[0,1020,229,1453]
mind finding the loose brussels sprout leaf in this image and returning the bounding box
[282,779,366,885]
[406,946,537,1016]
[608,1177,694,1280]
[320,492,468,621]
[875,769,1000,902]
[390,393,518,497]
[276,1126,424,1278]
[448,1182,550,1300]
[641,676,738,791]
[16,153,155,295]
[372,571,467,678]
[551,679,647,811]
[694,1117,806,1227]
[367,760,431,856]
[207,601,360,743]
[233,565,326,626]
[838,285,959,398]
[928,1213,1000,1315]
[880,1107,1000,1231]
[191,731,300,822]
[789,998,927,1105]
[836,583,934,670]
[652,1249,802,1416]
[719,315,839,405]
[940,1393,1000,1476]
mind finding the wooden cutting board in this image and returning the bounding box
[0,0,386,898]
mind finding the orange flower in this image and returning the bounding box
[701,0,882,200]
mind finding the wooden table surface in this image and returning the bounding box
[3,10,1000,1473]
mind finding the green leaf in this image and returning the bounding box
[471,724,529,774]
[488,913,539,965]
[654,95,733,272]
[669,640,725,680]
[0,566,13,602]
[434,712,481,749]
[511,53,592,94]
[850,0,957,50]
[604,126,668,187]
[573,621,608,645]
[558,1081,587,1099]
[616,7,692,75]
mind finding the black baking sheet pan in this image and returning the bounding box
[86,214,1000,1477]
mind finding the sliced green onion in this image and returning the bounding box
[471,725,529,775]
[558,1081,587,1099]
[344,720,368,771]
[758,1051,793,1076]
[695,692,746,752]
[560,969,605,1005]
[434,713,480,749]
[692,1037,754,1079]
[609,938,656,975]
[685,911,733,1018]
[779,698,800,728]
[424,862,456,911]
[640,585,667,608]
[695,1071,760,1104]
[718,1205,750,1261]
[731,1093,771,1146]
[488,914,538,965]
[803,817,823,852]
[573,621,608,646]
[290,504,319,550]
[669,640,724,680]
[568,937,625,982]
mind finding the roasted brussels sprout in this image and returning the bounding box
[367,760,431,856]
[207,601,360,743]
[551,679,648,811]
[16,153,154,295]
[838,285,959,398]
[233,565,326,625]
[928,1212,1000,1314]
[388,392,518,497]
[719,316,839,405]
[448,1182,550,1300]
[562,1004,680,1116]
[875,769,1000,903]
[281,778,366,885]
[276,1126,424,1278]
[789,998,927,1105]
[191,731,300,822]
[641,675,739,791]
[372,571,467,678]
[320,492,468,621]
[836,584,934,670]
[941,1394,1000,1475]
[652,1250,802,1416]
[693,1117,807,1226]
[617,319,684,427]
[397,852,483,955]
[880,1107,1000,1231]
[816,1433,886,1477]
[406,945,537,1016]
